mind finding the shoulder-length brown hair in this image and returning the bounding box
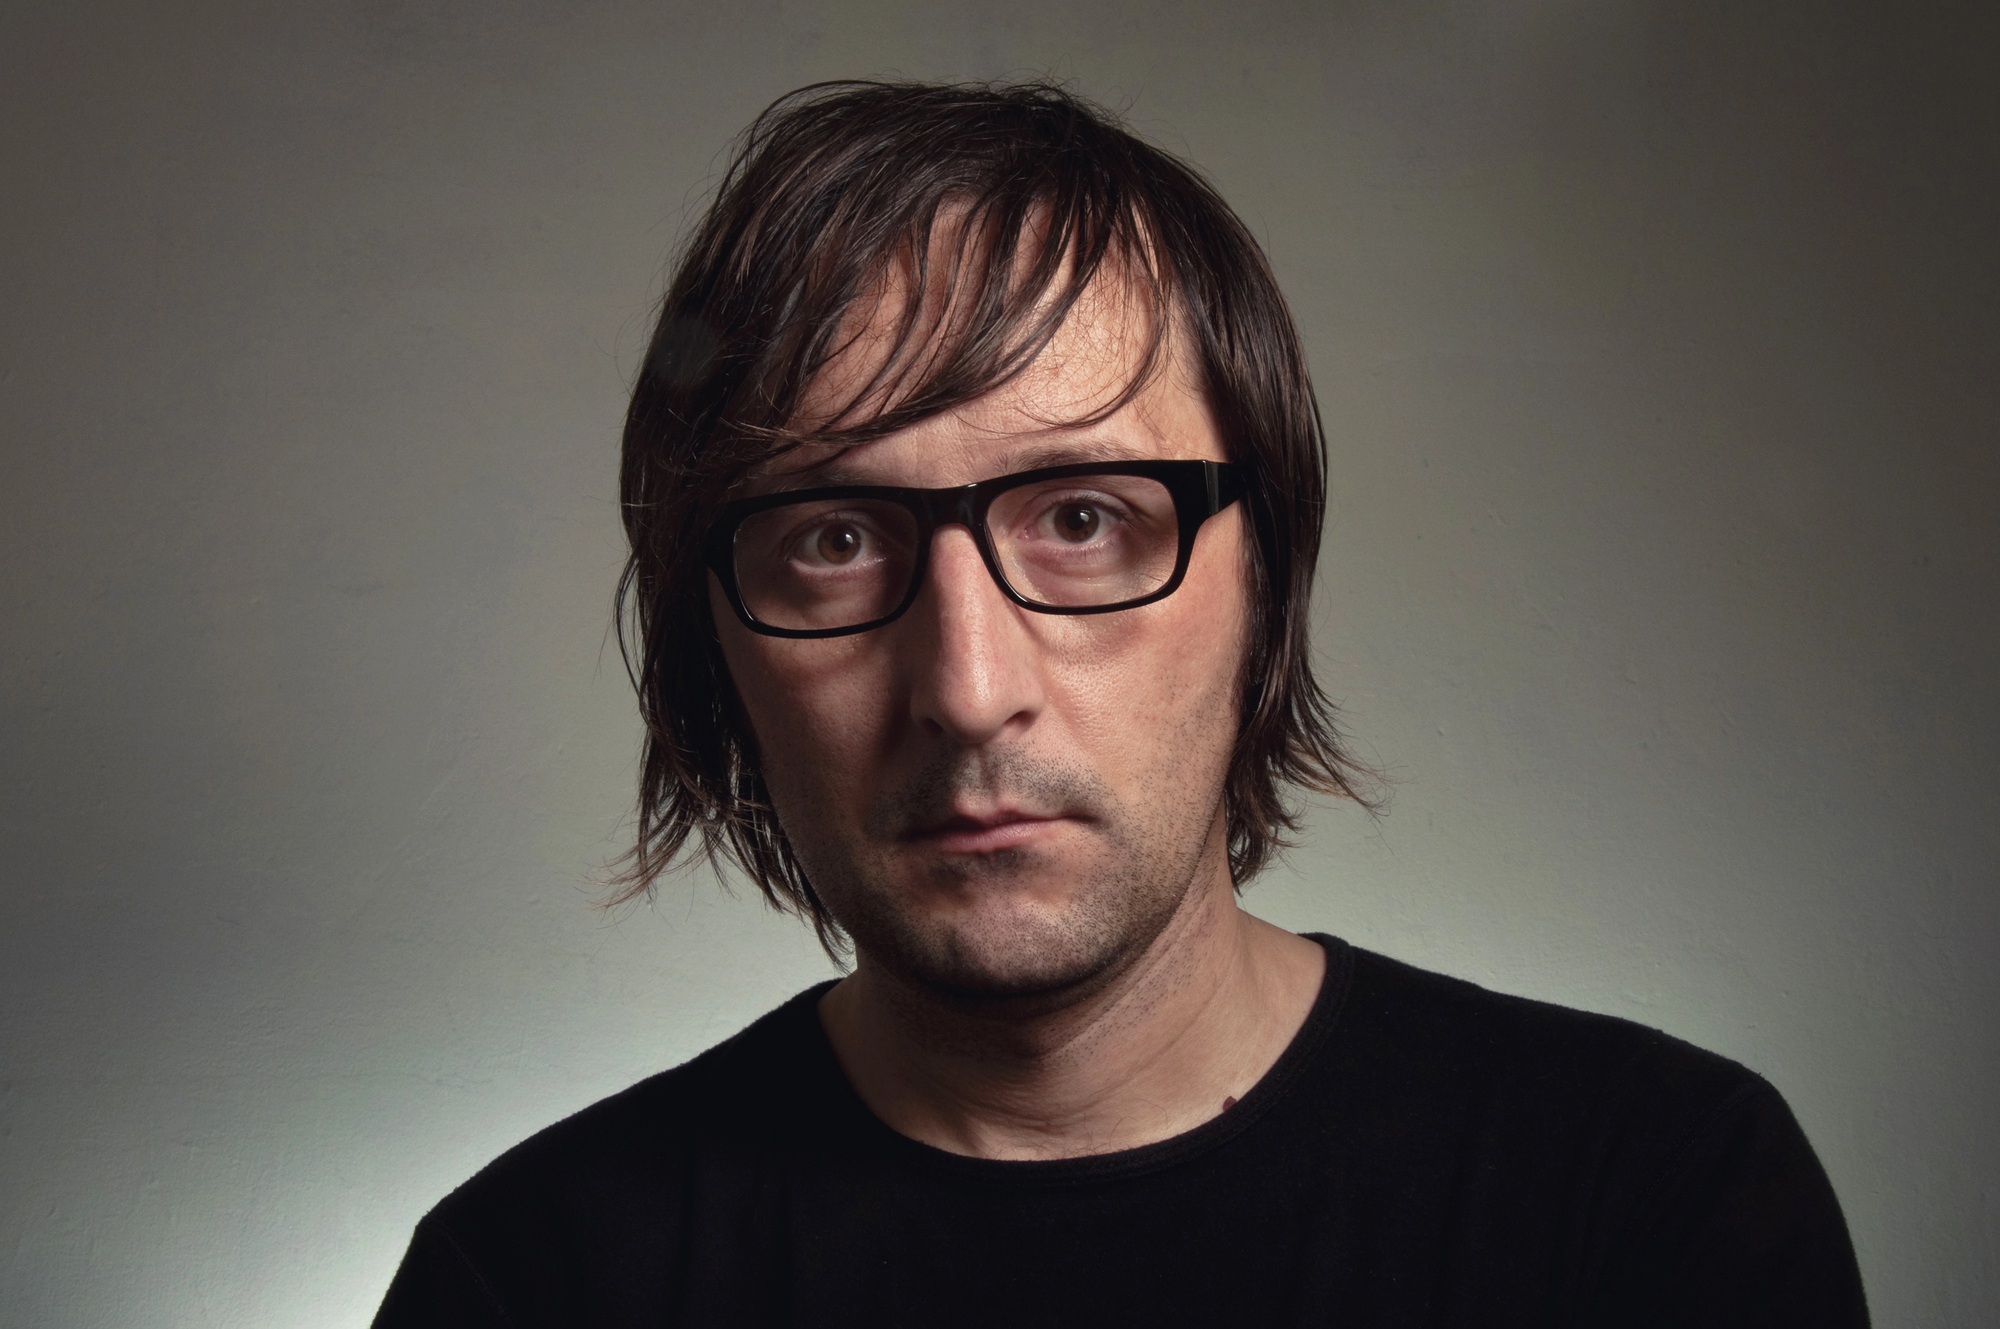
[614,80,1376,953]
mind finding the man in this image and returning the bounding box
[376,81,1867,1326]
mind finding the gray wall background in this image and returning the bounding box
[3,1,1994,1324]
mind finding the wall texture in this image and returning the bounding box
[3,2,1994,1324]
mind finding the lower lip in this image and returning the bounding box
[920,818,1069,854]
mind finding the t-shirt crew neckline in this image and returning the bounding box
[798,933,1356,1188]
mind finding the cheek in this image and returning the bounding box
[1051,518,1250,774]
[710,581,895,800]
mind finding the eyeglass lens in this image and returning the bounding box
[730,472,1182,633]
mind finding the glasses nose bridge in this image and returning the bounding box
[908,481,996,549]
[909,481,1005,594]
[913,481,987,534]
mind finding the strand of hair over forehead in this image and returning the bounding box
[694,80,1179,460]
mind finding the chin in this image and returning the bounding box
[838,854,1188,1004]
[914,920,1125,1001]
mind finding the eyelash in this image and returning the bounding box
[783,512,891,564]
[1017,492,1129,533]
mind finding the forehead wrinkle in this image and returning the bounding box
[766,434,1166,493]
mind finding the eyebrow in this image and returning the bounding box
[761,436,1156,494]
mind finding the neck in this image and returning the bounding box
[816,870,1326,1161]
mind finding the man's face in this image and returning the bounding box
[712,275,1251,1002]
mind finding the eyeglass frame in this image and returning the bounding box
[701,458,1248,639]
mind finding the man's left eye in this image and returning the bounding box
[1051,503,1103,542]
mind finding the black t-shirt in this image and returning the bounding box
[375,936,1868,1327]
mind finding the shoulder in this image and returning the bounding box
[435,980,837,1217]
[1330,941,1769,1128]
[1309,939,1811,1224]
[1329,943,1867,1314]
[1286,942,1867,1324]
[378,983,839,1325]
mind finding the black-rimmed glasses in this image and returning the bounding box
[703,460,1246,639]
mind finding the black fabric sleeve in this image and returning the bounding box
[1590,1076,1869,1328]
[372,1221,517,1328]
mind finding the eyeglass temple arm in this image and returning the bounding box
[1205,460,1246,514]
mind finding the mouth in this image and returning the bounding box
[903,809,1073,855]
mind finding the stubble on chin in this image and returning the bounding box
[785,745,1221,1004]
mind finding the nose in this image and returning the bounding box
[899,525,1044,746]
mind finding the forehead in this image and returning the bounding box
[767,249,1215,490]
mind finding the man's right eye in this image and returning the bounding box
[780,514,886,569]
[807,521,864,565]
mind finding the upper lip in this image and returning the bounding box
[904,806,1063,840]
